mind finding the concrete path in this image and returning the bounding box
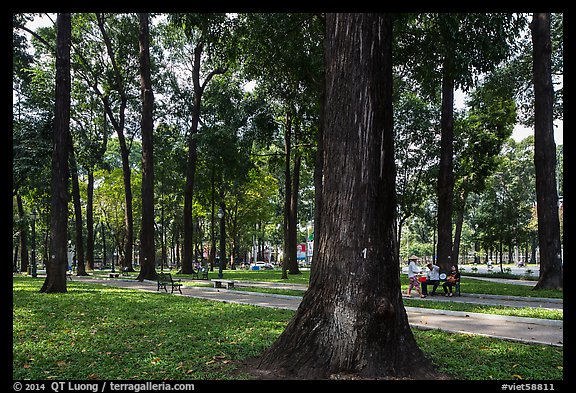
[71,275,563,348]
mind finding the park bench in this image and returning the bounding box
[109,273,120,278]
[67,271,73,281]
[121,267,130,277]
[192,267,209,280]
[212,279,235,289]
[157,272,183,294]
[439,273,461,296]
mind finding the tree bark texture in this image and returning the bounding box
[41,12,71,293]
[531,13,563,290]
[258,13,435,379]
[137,13,157,281]
[436,59,455,272]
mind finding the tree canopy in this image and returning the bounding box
[13,12,562,292]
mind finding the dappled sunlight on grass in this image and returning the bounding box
[13,276,291,380]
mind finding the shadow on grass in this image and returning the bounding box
[13,277,292,380]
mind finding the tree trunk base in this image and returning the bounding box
[254,285,442,380]
[235,355,450,380]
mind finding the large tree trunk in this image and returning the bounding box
[137,13,157,281]
[531,13,563,290]
[41,12,71,293]
[257,13,436,379]
[436,57,455,272]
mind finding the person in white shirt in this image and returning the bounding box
[406,256,425,298]
[422,263,440,296]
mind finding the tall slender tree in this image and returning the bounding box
[166,14,229,274]
[531,13,562,290]
[41,13,71,293]
[257,13,437,379]
[94,13,138,272]
[137,13,156,281]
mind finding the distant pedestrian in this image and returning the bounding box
[406,255,425,298]
[443,265,461,297]
[422,263,440,296]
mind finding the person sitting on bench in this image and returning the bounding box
[422,262,440,296]
[442,265,461,297]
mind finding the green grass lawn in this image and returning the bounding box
[13,276,563,381]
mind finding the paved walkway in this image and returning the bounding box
[70,275,563,348]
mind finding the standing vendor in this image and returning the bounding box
[406,255,425,298]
